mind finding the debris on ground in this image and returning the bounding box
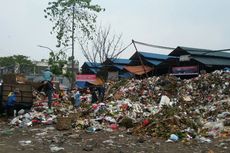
[5,70,230,144]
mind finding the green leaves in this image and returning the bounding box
[44,0,104,47]
[0,55,35,74]
[0,55,33,67]
[48,49,73,76]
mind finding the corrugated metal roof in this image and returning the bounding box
[139,52,172,60]
[114,64,125,70]
[110,58,131,64]
[89,67,98,73]
[193,56,230,66]
[179,46,230,58]
[145,59,162,66]
[84,62,102,67]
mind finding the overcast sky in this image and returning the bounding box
[0,0,230,65]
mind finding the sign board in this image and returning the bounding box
[76,74,96,81]
[179,55,191,62]
[171,66,198,75]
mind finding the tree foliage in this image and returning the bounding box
[44,0,104,47]
[0,55,34,74]
[48,49,68,75]
[0,55,33,67]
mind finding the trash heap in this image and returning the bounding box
[9,70,230,142]
[107,70,230,140]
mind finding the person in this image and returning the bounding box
[74,88,81,108]
[42,67,54,113]
[90,87,98,103]
[4,88,20,117]
[98,86,105,102]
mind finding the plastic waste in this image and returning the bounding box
[159,95,171,108]
[104,116,116,123]
[19,140,32,146]
[196,136,212,143]
[86,127,96,133]
[49,145,64,152]
[18,109,25,115]
[109,124,119,130]
[169,134,179,142]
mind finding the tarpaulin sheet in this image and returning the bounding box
[76,74,96,81]
[88,77,104,86]
[124,65,153,75]
[75,81,89,88]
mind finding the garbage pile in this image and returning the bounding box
[111,70,230,140]
[9,70,230,142]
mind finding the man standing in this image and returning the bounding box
[43,67,54,113]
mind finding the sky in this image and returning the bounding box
[0,0,230,66]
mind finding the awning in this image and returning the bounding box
[124,65,153,75]
[88,77,104,86]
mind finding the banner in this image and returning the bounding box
[76,74,96,81]
[172,66,198,75]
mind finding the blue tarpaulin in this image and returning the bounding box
[75,81,89,89]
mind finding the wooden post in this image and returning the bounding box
[132,40,149,78]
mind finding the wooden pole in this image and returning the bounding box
[132,40,149,78]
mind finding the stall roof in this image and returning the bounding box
[113,64,125,70]
[193,56,230,66]
[83,62,102,67]
[170,46,230,59]
[110,58,131,65]
[138,51,172,60]
[145,59,162,66]
[89,67,100,73]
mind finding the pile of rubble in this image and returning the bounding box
[9,70,230,142]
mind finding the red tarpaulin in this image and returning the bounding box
[76,74,96,81]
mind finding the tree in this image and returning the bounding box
[48,49,68,75]
[0,55,34,74]
[48,48,74,78]
[78,25,123,65]
[44,0,104,85]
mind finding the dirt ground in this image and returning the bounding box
[1,117,230,153]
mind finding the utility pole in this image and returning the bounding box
[71,3,76,88]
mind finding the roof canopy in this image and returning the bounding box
[124,65,153,75]
[82,62,102,68]
[108,58,131,65]
[169,46,230,59]
[129,51,175,66]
